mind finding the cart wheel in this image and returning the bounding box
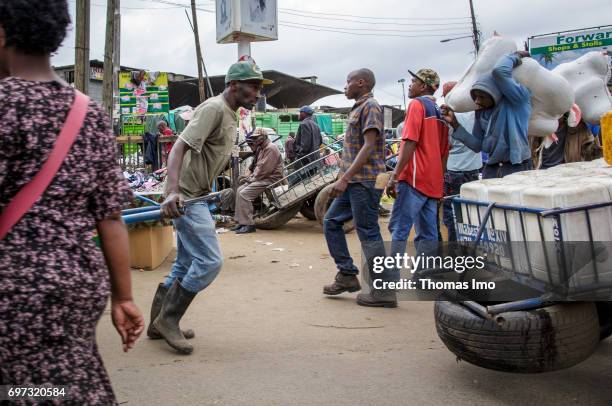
[435,299,600,373]
[300,197,317,220]
[254,203,302,230]
[314,184,355,234]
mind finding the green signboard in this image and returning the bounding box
[529,27,612,69]
[118,71,170,115]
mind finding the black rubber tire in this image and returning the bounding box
[314,184,355,234]
[596,302,612,341]
[434,300,600,373]
[254,203,302,230]
[300,197,317,220]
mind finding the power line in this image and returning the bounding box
[278,6,472,21]
[126,1,472,39]
[278,10,471,26]
[144,0,471,26]
[280,23,471,39]
[69,0,185,9]
[278,20,472,34]
[199,0,471,21]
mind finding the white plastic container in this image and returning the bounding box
[459,179,508,228]
[520,182,612,286]
[486,183,530,273]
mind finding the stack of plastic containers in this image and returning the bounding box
[458,159,612,290]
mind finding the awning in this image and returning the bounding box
[169,70,342,110]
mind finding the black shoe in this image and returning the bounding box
[230,224,244,231]
[152,281,197,354]
[323,272,361,295]
[356,292,398,308]
[147,283,195,340]
[379,205,391,217]
[235,225,256,234]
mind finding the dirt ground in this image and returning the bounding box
[97,215,612,406]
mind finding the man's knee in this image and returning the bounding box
[323,216,343,233]
[238,185,263,202]
[190,254,223,283]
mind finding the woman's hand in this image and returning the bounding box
[111,298,145,353]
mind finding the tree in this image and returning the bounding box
[539,51,556,66]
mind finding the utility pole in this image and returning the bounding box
[190,0,206,102]
[74,0,90,93]
[185,10,214,98]
[468,0,480,54]
[103,0,120,118]
[398,79,406,111]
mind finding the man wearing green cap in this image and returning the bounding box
[148,61,271,355]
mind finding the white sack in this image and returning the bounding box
[446,35,574,137]
[513,58,574,137]
[553,51,612,125]
[445,36,517,113]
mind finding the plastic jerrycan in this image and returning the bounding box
[602,110,612,165]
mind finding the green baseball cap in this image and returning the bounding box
[408,68,440,90]
[225,61,274,85]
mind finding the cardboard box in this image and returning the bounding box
[128,224,174,270]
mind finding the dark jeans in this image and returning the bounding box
[323,181,384,276]
[481,159,532,179]
[288,159,321,185]
[443,169,480,241]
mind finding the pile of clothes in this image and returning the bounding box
[123,168,166,193]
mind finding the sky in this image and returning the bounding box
[53,0,610,108]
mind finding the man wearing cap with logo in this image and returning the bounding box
[387,68,449,246]
[294,105,322,175]
[148,61,272,355]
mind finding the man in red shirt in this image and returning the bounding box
[387,68,449,243]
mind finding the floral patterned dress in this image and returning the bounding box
[0,78,132,405]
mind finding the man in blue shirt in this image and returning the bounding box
[442,51,533,179]
[441,81,482,241]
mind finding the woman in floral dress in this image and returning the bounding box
[0,1,144,404]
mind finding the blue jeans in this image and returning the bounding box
[443,169,480,241]
[482,159,532,179]
[323,181,384,276]
[389,182,439,242]
[163,202,223,293]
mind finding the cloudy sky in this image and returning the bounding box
[53,0,609,108]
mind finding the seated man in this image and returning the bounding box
[442,51,532,179]
[230,128,284,234]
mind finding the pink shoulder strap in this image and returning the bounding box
[0,90,90,239]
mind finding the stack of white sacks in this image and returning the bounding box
[459,159,612,288]
[446,35,612,132]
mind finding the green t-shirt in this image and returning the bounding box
[175,95,237,198]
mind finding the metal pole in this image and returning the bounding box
[74,0,90,93]
[238,39,252,58]
[468,0,480,53]
[401,81,406,111]
[190,0,206,102]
